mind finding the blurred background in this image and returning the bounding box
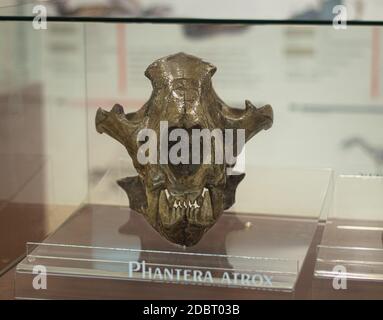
[0,0,383,277]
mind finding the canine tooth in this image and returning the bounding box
[202,188,208,198]
[174,201,178,208]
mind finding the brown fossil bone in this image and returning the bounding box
[96,52,273,246]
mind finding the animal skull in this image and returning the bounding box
[95,52,273,246]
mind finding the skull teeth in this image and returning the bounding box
[161,188,212,224]
[173,200,200,209]
[164,188,206,209]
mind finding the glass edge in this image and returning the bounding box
[0,16,382,26]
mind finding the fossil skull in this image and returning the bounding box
[95,52,273,246]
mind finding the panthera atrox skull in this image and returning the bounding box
[95,52,273,246]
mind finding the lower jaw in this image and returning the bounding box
[159,223,209,247]
[156,213,215,246]
[158,204,216,227]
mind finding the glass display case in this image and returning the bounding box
[313,174,383,299]
[0,0,383,300]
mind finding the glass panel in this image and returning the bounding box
[20,241,299,290]
[316,245,383,281]
[85,23,383,183]
[0,21,87,274]
[315,175,383,285]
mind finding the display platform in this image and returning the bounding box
[313,175,383,299]
[14,167,333,299]
[15,205,314,299]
